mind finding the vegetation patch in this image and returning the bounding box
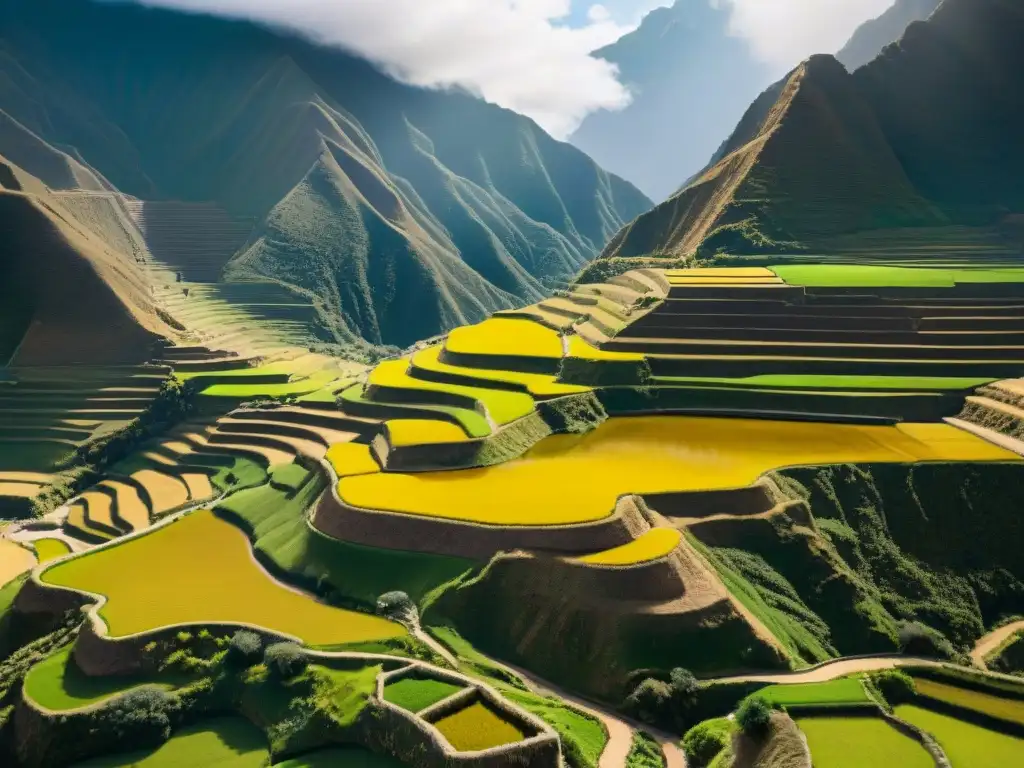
[42,510,405,647]
[911,677,1024,726]
[757,677,870,708]
[894,705,1024,768]
[73,715,269,767]
[275,746,408,767]
[796,715,933,768]
[382,677,463,713]
[431,700,526,752]
[625,730,664,768]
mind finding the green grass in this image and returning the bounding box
[275,747,407,767]
[216,475,475,608]
[895,705,1024,767]
[796,715,933,767]
[656,375,995,391]
[24,646,183,711]
[626,731,664,768]
[771,265,1024,288]
[758,677,870,707]
[269,462,311,492]
[383,677,463,712]
[73,716,268,767]
[200,372,338,399]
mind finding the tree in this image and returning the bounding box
[735,696,772,737]
[227,630,263,666]
[623,679,672,726]
[264,642,307,678]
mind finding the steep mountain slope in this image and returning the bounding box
[602,0,1023,259]
[0,0,650,350]
[837,0,942,72]
[570,0,771,201]
[0,155,170,365]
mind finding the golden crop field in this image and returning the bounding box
[33,538,72,563]
[914,678,1024,725]
[565,335,644,362]
[338,417,1017,526]
[445,318,564,359]
[386,420,471,447]
[0,538,36,588]
[577,528,681,566]
[432,701,526,752]
[42,511,405,646]
[325,443,382,477]
[412,345,589,398]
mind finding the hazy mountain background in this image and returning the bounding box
[0,0,651,353]
[601,0,1023,260]
[570,0,941,202]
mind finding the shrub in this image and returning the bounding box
[735,696,772,737]
[872,669,916,706]
[102,687,175,743]
[683,718,734,767]
[264,642,307,679]
[227,630,263,666]
[623,679,672,726]
[898,621,955,659]
[377,591,414,621]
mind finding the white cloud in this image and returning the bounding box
[722,0,896,72]
[128,0,639,138]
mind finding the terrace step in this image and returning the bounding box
[945,418,1024,458]
[229,406,378,437]
[646,355,1024,379]
[215,417,356,448]
[175,430,295,468]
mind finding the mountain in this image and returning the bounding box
[837,0,942,72]
[0,154,170,366]
[601,0,1024,260]
[569,0,773,202]
[0,0,651,353]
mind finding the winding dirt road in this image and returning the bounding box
[710,655,943,686]
[972,621,1024,669]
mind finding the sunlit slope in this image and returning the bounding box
[338,416,1014,525]
[0,0,651,348]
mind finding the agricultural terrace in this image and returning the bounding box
[431,701,527,752]
[796,715,932,768]
[771,265,1024,288]
[756,677,871,708]
[385,419,470,447]
[0,536,36,587]
[75,716,268,767]
[33,538,72,563]
[24,646,178,711]
[576,528,681,566]
[410,345,589,398]
[912,677,1024,726]
[337,416,1015,526]
[42,510,405,647]
[894,706,1024,768]
[383,677,464,713]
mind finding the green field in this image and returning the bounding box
[797,715,932,768]
[73,717,268,767]
[275,747,408,767]
[772,265,1024,288]
[895,705,1024,768]
[24,647,182,711]
[216,471,475,607]
[758,677,870,707]
[912,677,1024,725]
[383,677,463,712]
[33,538,73,563]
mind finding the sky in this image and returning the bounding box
[128,0,896,138]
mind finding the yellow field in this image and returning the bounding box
[326,443,381,477]
[33,538,72,563]
[577,528,681,566]
[412,345,588,398]
[338,417,1017,526]
[433,701,526,752]
[42,511,404,646]
[445,318,564,359]
[65,502,115,541]
[0,538,36,588]
[0,482,42,498]
[181,473,214,502]
[565,335,644,362]
[663,267,777,279]
[80,491,115,529]
[132,470,188,514]
[914,678,1024,725]
[99,481,149,531]
[386,420,470,447]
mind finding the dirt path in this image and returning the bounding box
[710,655,942,685]
[972,621,1024,668]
